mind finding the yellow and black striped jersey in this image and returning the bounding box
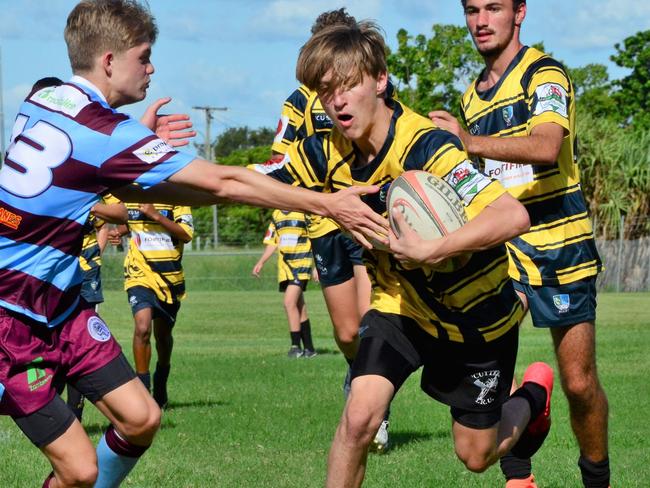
[461,46,602,286]
[79,212,103,274]
[272,85,338,239]
[263,210,313,283]
[253,99,523,344]
[123,203,193,303]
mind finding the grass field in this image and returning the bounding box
[0,289,648,487]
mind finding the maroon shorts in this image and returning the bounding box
[0,302,122,417]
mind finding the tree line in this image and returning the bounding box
[192,27,649,245]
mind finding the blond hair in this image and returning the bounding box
[64,0,158,72]
[297,22,387,94]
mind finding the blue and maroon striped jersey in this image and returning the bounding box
[0,76,194,326]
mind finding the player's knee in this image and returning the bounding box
[341,406,380,445]
[561,371,599,403]
[334,325,358,347]
[455,448,492,473]
[134,322,152,341]
[119,402,161,441]
[58,460,98,488]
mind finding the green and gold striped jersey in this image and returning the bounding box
[123,203,193,303]
[272,85,338,239]
[263,210,313,283]
[253,99,523,344]
[460,46,602,286]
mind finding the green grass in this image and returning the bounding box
[1,291,649,487]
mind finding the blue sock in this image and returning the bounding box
[95,425,148,488]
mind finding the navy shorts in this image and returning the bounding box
[127,286,181,328]
[311,230,364,287]
[514,277,597,328]
[352,310,518,429]
[80,266,103,305]
[279,279,308,292]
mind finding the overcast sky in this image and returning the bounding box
[0,0,648,150]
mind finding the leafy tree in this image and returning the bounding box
[569,63,617,119]
[610,30,650,130]
[213,126,275,158]
[387,24,482,117]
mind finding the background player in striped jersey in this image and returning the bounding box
[430,2,609,487]
[271,8,392,452]
[252,210,317,358]
[0,2,386,487]
[109,202,194,408]
[252,21,555,487]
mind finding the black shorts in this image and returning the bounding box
[352,310,518,429]
[513,277,597,328]
[311,230,364,287]
[13,353,135,447]
[127,286,181,328]
[279,279,308,292]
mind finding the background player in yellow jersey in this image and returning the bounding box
[252,210,317,358]
[271,8,393,451]
[430,2,609,487]
[252,21,557,487]
[111,203,194,408]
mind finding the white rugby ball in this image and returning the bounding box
[387,170,471,271]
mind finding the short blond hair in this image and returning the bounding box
[297,22,387,94]
[64,0,158,72]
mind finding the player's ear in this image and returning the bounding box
[514,2,526,27]
[101,51,114,77]
[376,71,388,96]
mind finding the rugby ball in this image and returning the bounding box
[387,170,471,271]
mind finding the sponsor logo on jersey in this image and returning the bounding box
[472,369,500,405]
[552,294,570,313]
[87,316,111,342]
[179,214,194,229]
[0,207,22,230]
[252,154,289,175]
[445,161,489,205]
[26,357,53,392]
[133,138,174,164]
[273,115,290,143]
[31,85,90,117]
[502,105,514,127]
[484,159,535,189]
[533,83,568,118]
[133,231,175,251]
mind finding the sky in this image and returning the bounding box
[0,0,648,152]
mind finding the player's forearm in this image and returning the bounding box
[149,215,192,243]
[91,202,128,224]
[465,132,560,166]
[437,193,530,258]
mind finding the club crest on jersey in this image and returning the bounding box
[552,294,570,313]
[533,83,568,118]
[472,370,500,405]
[502,105,514,127]
[87,316,111,342]
[133,138,174,164]
[469,124,481,135]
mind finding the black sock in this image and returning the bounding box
[137,372,151,391]
[290,331,301,348]
[300,320,314,351]
[578,455,610,488]
[345,356,354,367]
[500,452,532,480]
[153,363,170,407]
[511,382,547,421]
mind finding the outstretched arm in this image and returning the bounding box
[141,97,196,148]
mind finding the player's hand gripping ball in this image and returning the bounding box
[387,170,472,272]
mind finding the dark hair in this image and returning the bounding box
[311,8,356,35]
[32,77,64,92]
[461,0,525,9]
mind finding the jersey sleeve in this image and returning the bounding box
[524,58,572,133]
[411,128,507,220]
[263,221,277,246]
[249,134,328,191]
[271,87,310,155]
[173,206,194,240]
[97,118,195,190]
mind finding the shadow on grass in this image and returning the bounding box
[164,399,228,410]
[387,428,450,450]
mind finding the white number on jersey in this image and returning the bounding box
[0,118,72,198]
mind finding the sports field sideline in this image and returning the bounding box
[0,289,648,487]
